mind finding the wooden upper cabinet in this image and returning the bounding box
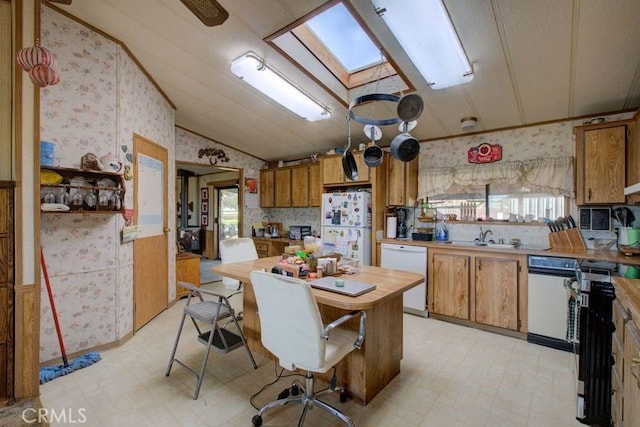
[474,256,519,330]
[387,156,418,207]
[274,168,291,207]
[322,155,347,185]
[626,110,640,204]
[291,166,308,207]
[308,163,321,207]
[261,163,320,209]
[576,123,626,205]
[259,169,275,208]
[291,163,321,207]
[321,152,370,186]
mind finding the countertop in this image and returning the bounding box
[612,277,640,330]
[377,237,640,266]
[252,236,303,244]
[176,251,200,260]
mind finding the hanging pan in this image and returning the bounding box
[397,93,424,122]
[363,124,383,168]
[342,117,359,181]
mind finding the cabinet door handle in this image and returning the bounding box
[633,355,640,388]
[588,188,592,201]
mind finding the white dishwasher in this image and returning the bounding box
[380,243,427,316]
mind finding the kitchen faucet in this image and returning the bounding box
[478,227,493,243]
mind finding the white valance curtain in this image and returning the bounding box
[418,156,574,200]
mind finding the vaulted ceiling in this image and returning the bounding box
[53,0,640,162]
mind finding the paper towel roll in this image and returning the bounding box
[386,216,397,238]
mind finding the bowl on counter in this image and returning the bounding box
[593,238,616,250]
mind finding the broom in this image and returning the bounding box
[39,249,101,384]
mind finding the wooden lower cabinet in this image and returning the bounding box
[0,183,13,402]
[176,252,200,299]
[475,256,519,330]
[252,238,303,259]
[428,248,525,333]
[623,319,640,427]
[430,253,470,319]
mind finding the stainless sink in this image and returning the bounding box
[485,243,516,249]
[445,241,516,249]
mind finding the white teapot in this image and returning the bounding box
[98,152,123,173]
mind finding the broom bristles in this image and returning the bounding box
[39,352,101,384]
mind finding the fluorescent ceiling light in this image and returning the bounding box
[230,52,331,121]
[372,0,473,90]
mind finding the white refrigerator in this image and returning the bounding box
[321,192,372,266]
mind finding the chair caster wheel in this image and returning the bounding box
[340,391,347,403]
[252,415,263,426]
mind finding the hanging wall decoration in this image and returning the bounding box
[468,143,502,164]
[198,147,229,165]
[16,39,61,88]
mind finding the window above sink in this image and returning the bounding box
[427,182,566,223]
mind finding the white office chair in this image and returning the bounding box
[249,271,366,427]
[219,237,258,323]
[166,281,257,399]
[219,237,258,290]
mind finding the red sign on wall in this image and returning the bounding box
[468,143,502,164]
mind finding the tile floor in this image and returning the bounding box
[40,283,584,426]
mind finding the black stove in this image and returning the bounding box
[575,259,616,426]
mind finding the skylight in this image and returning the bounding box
[306,2,383,73]
[266,0,411,106]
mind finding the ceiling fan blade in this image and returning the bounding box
[180,0,229,27]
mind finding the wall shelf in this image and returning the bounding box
[40,166,126,214]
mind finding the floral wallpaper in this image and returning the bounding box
[418,112,636,247]
[39,6,175,361]
[419,113,633,169]
[175,127,266,233]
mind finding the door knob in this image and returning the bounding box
[163,227,171,233]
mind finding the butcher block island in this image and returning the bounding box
[212,257,424,405]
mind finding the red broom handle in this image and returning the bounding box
[41,248,69,366]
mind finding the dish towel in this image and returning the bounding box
[566,293,580,343]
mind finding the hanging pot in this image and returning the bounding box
[397,94,424,122]
[364,144,383,168]
[342,117,359,180]
[363,124,383,168]
[390,133,420,162]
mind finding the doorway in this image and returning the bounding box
[212,183,239,259]
[175,163,241,260]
